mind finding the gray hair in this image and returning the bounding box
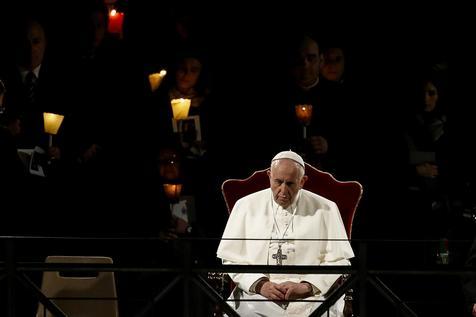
[270,159,305,179]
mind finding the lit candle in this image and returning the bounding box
[43,112,64,147]
[163,183,183,200]
[148,69,167,92]
[43,112,64,135]
[160,158,180,180]
[295,104,313,125]
[171,98,191,120]
[108,9,124,38]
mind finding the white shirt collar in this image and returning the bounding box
[20,64,42,83]
[299,76,320,91]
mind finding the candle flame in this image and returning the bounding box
[295,104,313,125]
[149,71,168,92]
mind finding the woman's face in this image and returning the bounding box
[320,47,345,82]
[175,58,202,94]
[424,81,438,112]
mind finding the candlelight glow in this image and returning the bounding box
[43,112,64,135]
[108,9,124,37]
[163,183,183,200]
[160,159,180,180]
[148,69,167,92]
[171,98,191,120]
[295,104,313,125]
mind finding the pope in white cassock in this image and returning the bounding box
[217,150,354,317]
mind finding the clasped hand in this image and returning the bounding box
[260,281,311,301]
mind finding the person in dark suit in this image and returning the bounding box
[2,14,67,152]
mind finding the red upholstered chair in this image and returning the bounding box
[221,162,363,238]
[220,162,362,316]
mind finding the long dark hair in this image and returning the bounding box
[170,47,211,96]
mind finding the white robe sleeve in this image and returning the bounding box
[223,260,268,294]
[217,190,272,263]
[216,198,250,263]
[217,192,272,294]
[300,258,351,295]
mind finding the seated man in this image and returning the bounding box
[217,150,354,316]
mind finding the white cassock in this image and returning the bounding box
[217,188,354,317]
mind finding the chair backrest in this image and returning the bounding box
[36,255,119,317]
[221,162,363,238]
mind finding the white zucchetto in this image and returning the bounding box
[271,150,305,168]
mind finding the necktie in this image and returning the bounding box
[25,71,37,104]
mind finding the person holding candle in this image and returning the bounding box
[149,47,213,164]
[1,29,67,310]
[67,0,133,172]
[145,46,226,247]
[280,32,361,180]
[281,33,336,172]
[77,1,124,62]
[1,13,66,171]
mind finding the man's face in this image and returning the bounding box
[424,81,438,112]
[290,38,320,89]
[268,160,306,208]
[16,21,46,70]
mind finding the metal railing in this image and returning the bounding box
[1,236,474,317]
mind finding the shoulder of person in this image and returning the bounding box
[300,189,338,210]
[231,188,270,213]
[237,188,270,204]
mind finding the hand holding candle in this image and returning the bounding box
[295,105,313,139]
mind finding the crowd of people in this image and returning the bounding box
[1,1,475,316]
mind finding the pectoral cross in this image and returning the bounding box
[272,245,287,265]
